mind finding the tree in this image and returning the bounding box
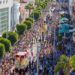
[54,55,70,75]
[25,3,34,16]
[0,43,5,58]
[24,20,32,29]
[35,0,48,7]
[16,23,27,35]
[33,8,41,14]
[57,34,62,42]
[57,43,62,51]
[0,38,11,52]
[40,2,46,9]
[26,17,33,23]
[35,0,40,6]
[70,55,75,70]
[30,11,40,20]
[36,6,42,11]
[2,32,19,45]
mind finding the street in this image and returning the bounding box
[1,0,75,75]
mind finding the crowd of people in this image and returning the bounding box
[0,1,59,75]
[0,15,49,75]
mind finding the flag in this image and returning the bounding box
[41,24,47,33]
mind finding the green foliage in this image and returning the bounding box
[57,34,62,41]
[24,20,32,29]
[16,23,27,35]
[33,8,41,14]
[57,43,62,50]
[25,3,34,9]
[40,2,47,9]
[54,61,64,74]
[35,0,39,5]
[0,38,11,52]
[36,6,42,11]
[2,32,18,45]
[0,43,5,58]
[60,55,69,62]
[30,11,40,20]
[25,3,34,16]
[61,14,65,18]
[35,0,48,6]
[44,1,48,5]
[26,17,33,23]
[30,0,49,21]
[54,55,69,75]
[70,55,75,70]
[55,55,75,74]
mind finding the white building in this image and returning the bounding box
[19,0,35,22]
[0,0,13,35]
[11,0,35,27]
[11,1,20,30]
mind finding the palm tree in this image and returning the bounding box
[54,55,70,75]
[35,0,39,6]
[25,3,34,16]
[70,55,75,71]
[54,55,75,75]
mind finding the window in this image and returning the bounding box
[0,8,9,34]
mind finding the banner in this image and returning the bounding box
[38,24,47,33]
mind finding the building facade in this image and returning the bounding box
[69,0,75,25]
[11,0,20,30]
[11,0,35,30]
[19,0,35,22]
[0,0,13,35]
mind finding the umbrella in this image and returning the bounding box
[59,20,65,24]
[60,17,69,22]
[58,28,69,33]
[58,24,73,29]
[69,28,75,33]
[58,24,72,33]
[59,17,69,24]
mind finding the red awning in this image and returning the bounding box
[16,51,28,57]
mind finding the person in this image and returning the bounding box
[43,66,49,75]
[0,68,2,75]
[59,70,65,75]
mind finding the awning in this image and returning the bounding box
[16,51,28,57]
